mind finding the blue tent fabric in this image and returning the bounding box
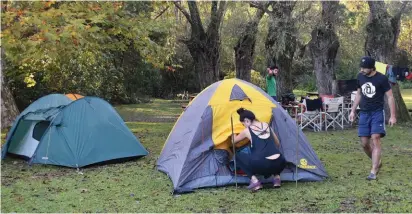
[229,145,251,172]
[23,107,65,121]
[2,95,148,167]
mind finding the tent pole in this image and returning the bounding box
[295,105,299,187]
[231,112,237,189]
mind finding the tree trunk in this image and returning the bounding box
[1,48,20,128]
[309,1,340,95]
[185,38,220,89]
[391,85,411,121]
[174,1,226,90]
[234,7,266,82]
[265,1,297,97]
[366,1,411,122]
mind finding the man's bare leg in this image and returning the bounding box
[370,134,382,175]
[360,136,372,159]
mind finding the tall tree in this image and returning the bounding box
[1,2,20,128]
[365,1,411,122]
[309,1,340,95]
[1,49,20,128]
[2,1,172,106]
[173,1,227,89]
[234,2,267,82]
[265,1,297,97]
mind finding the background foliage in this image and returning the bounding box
[2,1,412,110]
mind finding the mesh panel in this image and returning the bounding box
[32,121,50,141]
[230,84,249,101]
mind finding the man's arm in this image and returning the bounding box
[349,88,361,122]
[265,75,270,92]
[385,89,396,126]
[351,88,361,113]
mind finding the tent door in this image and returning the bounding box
[8,120,50,158]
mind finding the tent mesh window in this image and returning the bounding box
[32,121,51,141]
[230,84,250,101]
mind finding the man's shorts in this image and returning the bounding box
[358,110,386,138]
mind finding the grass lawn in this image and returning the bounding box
[115,99,183,122]
[2,99,412,212]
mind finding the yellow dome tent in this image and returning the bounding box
[157,78,328,193]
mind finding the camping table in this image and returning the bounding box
[282,105,302,120]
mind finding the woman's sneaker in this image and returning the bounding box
[273,177,281,188]
[247,180,262,191]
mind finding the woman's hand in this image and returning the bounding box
[233,130,248,144]
[231,134,237,142]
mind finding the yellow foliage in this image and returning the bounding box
[23,74,36,87]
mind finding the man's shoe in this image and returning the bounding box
[367,173,376,180]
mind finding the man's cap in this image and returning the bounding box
[360,56,375,69]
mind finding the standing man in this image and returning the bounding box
[349,56,396,180]
[266,65,278,101]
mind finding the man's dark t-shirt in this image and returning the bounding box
[357,72,391,112]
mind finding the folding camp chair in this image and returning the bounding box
[299,99,322,132]
[342,98,353,125]
[323,97,344,130]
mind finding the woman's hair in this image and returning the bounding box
[237,108,256,122]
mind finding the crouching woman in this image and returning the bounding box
[233,108,286,191]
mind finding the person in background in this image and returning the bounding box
[266,65,278,101]
[233,108,286,191]
[349,56,396,180]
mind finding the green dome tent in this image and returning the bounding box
[2,94,148,167]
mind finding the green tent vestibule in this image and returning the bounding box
[2,94,148,168]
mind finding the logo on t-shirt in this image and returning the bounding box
[361,82,376,98]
